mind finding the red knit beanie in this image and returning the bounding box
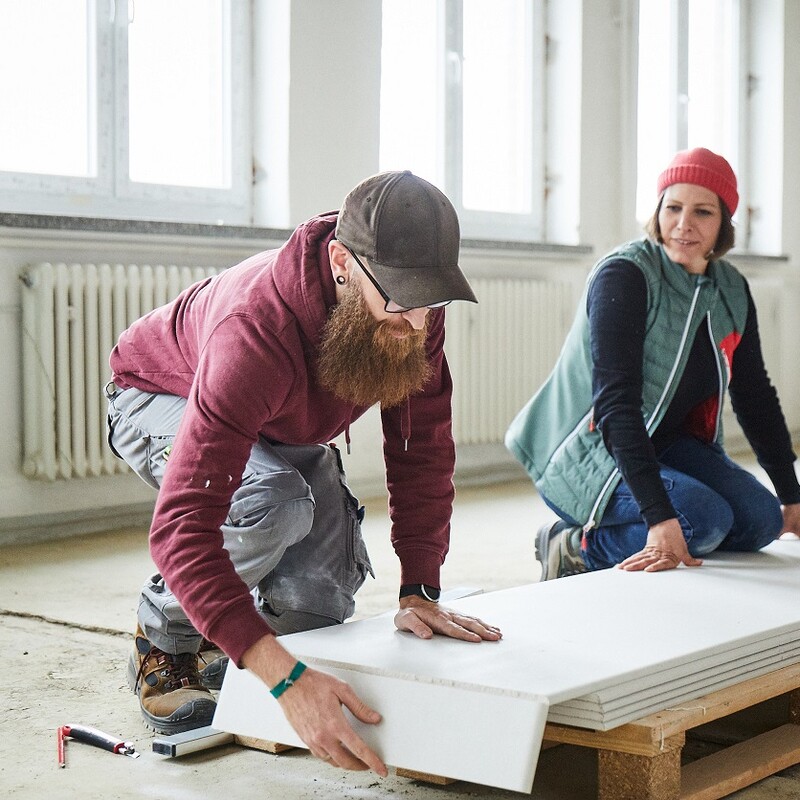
[657,147,739,216]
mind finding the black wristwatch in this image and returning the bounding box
[399,583,441,602]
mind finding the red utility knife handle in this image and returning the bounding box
[61,724,130,754]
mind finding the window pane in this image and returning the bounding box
[462,0,531,213]
[637,0,737,221]
[0,0,93,176]
[687,0,735,156]
[379,0,439,183]
[636,0,673,221]
[128,0,229,188]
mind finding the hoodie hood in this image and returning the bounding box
[271,212,339,349]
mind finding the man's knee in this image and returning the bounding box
[227,470,314,543]
[223,494,315,590]
[222,459,315,588]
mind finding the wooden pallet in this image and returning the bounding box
[541,663,800,800]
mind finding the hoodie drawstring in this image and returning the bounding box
[401,399,411,451]
[344,402,410,454]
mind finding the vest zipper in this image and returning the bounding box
[706,312,725,441]
[583,282,704,531]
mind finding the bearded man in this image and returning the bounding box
[106,171,501,776]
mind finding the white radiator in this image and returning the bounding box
[20,262,220,481]
[445,277,580,446]
[19,263,578,480]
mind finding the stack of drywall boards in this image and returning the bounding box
[547,542,800,729]
[214,541,800,792]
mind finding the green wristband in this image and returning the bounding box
[270,660,307,699]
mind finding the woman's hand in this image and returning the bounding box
[780,502,800,539]
[617,518,703,572]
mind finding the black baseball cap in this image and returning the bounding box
[335,170,478,309]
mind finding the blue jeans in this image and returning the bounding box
[550,436,783,571]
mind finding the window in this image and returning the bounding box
[380,0,548,242]
[0,0,250,224]
[636,0,739,223]
[0,0,94,179]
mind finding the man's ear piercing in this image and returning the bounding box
[336,275,347,285]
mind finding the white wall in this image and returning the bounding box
[254,0,383,225]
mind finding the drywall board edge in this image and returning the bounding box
[269,543,800,709]
[213,661,549,793]
[551,650,800,726]
[560,640,800,711]
[548,652,800,730]
[563,629,800,704]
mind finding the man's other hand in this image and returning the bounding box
[277,666,388,775]
[394,596,502,642]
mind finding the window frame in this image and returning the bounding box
[635,0,783,254]
[0,0,252,225]
[636,0,747,230]
[444,0,547,242]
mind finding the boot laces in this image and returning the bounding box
[135,645,203,692]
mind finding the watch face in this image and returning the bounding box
[400,583,441,602]
[420,584,440,602]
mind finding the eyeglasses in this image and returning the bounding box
[344,247,451,313]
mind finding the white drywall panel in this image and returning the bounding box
[567,627,800,704]
[261,542,800,709]
[215,541,800,783]
[551,641,800,726]
[214,661,549,793]
[550,645,800,728]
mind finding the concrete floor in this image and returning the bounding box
[3,477,800,799]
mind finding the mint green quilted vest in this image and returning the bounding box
[505,238,749,528]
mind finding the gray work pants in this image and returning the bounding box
[105,384,373,654]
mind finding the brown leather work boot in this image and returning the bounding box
[126,626,217,735]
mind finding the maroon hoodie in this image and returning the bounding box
[110,213,456,665]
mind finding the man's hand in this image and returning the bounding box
[242,635,388,776]
[277,666,388,774]
[394,595,502,642]
[618,518,703,572]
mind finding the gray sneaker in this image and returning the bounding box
[535,521,588,580]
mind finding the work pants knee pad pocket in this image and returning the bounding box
[226,484,314,542]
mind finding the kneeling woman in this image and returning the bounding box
[506,147,800,578]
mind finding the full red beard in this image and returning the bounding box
[316,280,433,408]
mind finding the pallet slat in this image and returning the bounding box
[680,724,800,800]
